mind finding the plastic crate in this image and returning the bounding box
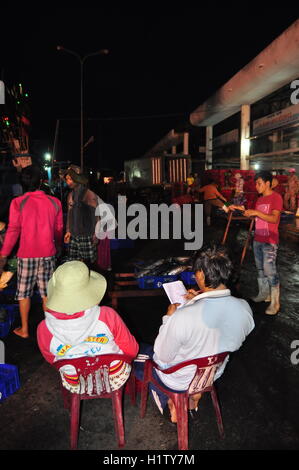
[137,274,178,289]
[0,304,19,338]
[0,364,20,402]
[180,271,197,285]
[1,286,16,296]
[280,212,295,222]
[110,238,135,250]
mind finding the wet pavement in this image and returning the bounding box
[0,215,299,458]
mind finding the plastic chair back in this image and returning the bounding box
[53,353,134,449]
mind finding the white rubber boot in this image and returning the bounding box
[265,285,280,315]
[251,278,270,302]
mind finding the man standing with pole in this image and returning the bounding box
[230,171,283,315]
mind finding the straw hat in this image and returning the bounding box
[46,261,107,314]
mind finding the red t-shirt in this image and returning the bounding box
[254,191,283,244]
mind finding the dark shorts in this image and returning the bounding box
[68,235,97,263]
[134,343,185,413]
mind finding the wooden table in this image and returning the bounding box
[108,272,165,309]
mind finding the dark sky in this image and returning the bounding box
[2,8,299,172]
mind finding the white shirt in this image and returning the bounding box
[153,289,255,390]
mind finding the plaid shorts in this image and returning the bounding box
[68,235,97,263]
[16,257,56,300]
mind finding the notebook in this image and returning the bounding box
[162,280,188,307]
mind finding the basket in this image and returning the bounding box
[180,271,197,285]
[0,304,19,338]
[110,238,135,250]
[0,364,20,402]
[137,274,178,289]
[0,286,16,296]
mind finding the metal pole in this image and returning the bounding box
[80,61,84,171]
[52,119,60,167]
[57,46,108,173]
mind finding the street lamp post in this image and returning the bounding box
[57,46,109,171]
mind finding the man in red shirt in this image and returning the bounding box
[241,171,282,315]
[229,171,282,315]
[0,165,63,337]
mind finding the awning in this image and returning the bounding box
[190,19,299,127]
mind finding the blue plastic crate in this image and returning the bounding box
[0,304,19,338]
[0,364,20,402]
[1,286,16,296]
[137,274,178,289]
[180,271,197,285]
[110,238,135,250]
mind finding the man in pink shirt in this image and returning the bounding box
[0,165,63,338]
[231,171,282,315]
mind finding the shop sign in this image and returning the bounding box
[253,102,299,136]
[12,156,32,168]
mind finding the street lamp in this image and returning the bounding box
[57,45,109,171]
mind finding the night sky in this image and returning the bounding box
[1,8,299,172]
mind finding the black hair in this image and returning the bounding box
[255,171,273,185]
[20,165,42,192]
[192,245,233,288]
[206,178,216,185]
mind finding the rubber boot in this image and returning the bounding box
[265,285,280,315]
[251,277,270,302]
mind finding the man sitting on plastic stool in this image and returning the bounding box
[135,245,254,423]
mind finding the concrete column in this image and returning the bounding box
[183,132,189,155]
[240,104,250,170]
[171,129,176,155]
[205,126,213,169]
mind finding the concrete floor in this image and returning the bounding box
[1,217,299,456]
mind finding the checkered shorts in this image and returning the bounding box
[16,257,56,300]
[68,235,97,263]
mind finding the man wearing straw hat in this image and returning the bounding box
[37,260,138,392]
[63,165,99,267]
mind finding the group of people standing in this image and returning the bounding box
[0,162,283,425]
